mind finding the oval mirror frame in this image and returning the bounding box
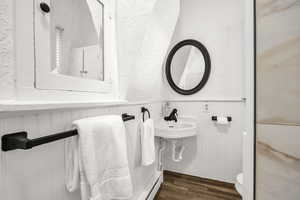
[166,39,211,95]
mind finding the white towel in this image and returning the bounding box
[140,119,155,166]
[65,115,133,200]
[65,136,80,192]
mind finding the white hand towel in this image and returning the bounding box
[65,115,133,200]
[140,119,155,166]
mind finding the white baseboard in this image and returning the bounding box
[137,171,163,200]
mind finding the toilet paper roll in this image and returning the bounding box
[217,117,229,125]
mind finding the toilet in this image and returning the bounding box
[235,173,244,197]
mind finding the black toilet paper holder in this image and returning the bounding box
[211,116,232,122]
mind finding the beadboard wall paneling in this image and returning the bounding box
[0,102,162,200]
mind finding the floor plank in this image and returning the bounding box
[154,171,242,200]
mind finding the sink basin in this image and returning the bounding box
[155,117,197,139]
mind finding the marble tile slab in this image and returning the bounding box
[256,124,300,200]
[256,0,300,124]
[256,1,300,199]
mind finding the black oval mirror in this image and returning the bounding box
[166,39,211,95]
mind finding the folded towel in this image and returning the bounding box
[140,119,155,166]
[65,115,133,200]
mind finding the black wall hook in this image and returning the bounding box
[40,2,50,13]
[141,107,151,122]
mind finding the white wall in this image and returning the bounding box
[117,0,180,102]
[0,0,179,102]
[162,0,246,183]
[164,0,245,100]
[0,0,179,199]
[0,0,15,100]
[0,0,249,198]
[164,101,244,183]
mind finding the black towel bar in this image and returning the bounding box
[1,113,135,152]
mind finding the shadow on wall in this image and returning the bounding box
[116,0,180,101]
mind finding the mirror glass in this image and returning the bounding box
[51,0,104,81]
[170,45,206,90]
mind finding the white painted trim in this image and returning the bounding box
[167,98,246,103]
[243,0,255,200]
[14,0,119,102]
[0,100,164,114]
[123,100,164,106]
[0,100,126,112]
[137,171,163,200]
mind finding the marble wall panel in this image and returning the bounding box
[257,124,300,200]
[256,0,300,124]
[256,0,300,199]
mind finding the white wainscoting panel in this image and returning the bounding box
[163,101,244,183]
[0,102,162,200]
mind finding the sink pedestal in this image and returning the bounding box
[155,117,197,165]
[158,138,166,171]
[171,140,185,162]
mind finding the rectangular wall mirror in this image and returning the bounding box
[34,0,114,93]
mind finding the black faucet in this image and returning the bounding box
[164,109,178,123]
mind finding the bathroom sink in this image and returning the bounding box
[155,118,197,139]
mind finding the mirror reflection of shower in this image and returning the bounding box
[51,0,104,81]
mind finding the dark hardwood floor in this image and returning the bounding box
[154,171,242,200]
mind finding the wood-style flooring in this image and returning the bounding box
[154,171,242,200]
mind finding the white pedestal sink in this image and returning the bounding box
[155,117,197,164]
[155,117,197,139]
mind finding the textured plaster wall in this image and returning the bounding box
[0,0,15,99]
[165,0,245,100]
[117,0,180,101]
